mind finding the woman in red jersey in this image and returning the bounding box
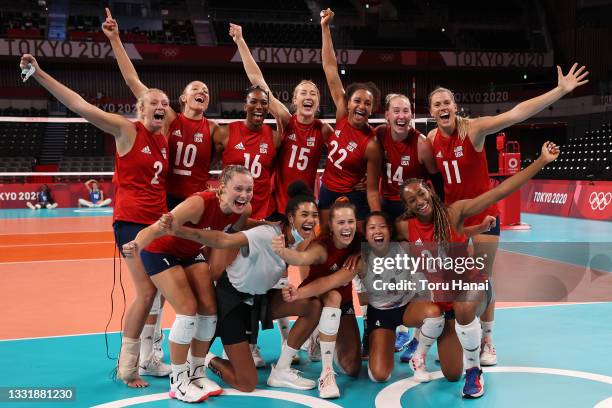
[427,64,588,365]
[396,141,560,399]
[272,198,363,399]
[229,23,333,218]
[319,9,383,230]
[19,54,171,388]
[121,165,253,402]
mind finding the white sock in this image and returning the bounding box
[188,351,206,374]
[154,312,164,343]
[140,324,155,362]
[481,320,494,343]
[204,352,217,367]
[397,325,409,333]
[277,317,291,343]
[455,318,481,369]
[415,316,445,356]
[276,344,298,370]
[171,362,189,378]
[320,341,336,371]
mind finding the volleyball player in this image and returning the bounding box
[319,8,383,230]
[154,181,322,393]
[427,63,588,366]
[19,54,171,387]
[78,179,112,208]
[272,198,363,398]
[396,141,560,398]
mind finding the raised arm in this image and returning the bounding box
[469,64,589,150]
[451,142,560,228]
[365,139,383,211]
[84,179,95,191]
[320,9,346,120]
[20,54,135,150]
[272,236,327,266]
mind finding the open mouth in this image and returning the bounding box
[439,113,450,120]
[153,111,165,120]
[234,198,247,209]
[373,234,385,243]
[417,202,429,214]
[354,109,366,118]
[395,120,407,129]
[302,224,313,232]
[253,112,264,119]
[303,100,314,108]
[195,95,205,103]
[340,230,352,238]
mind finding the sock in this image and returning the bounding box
[276,344,298,370]
[277,317,291,343]
[204,352,217,367]
[154,311,164,343]
[415,316,445,356]
[398,325,409,333]
[171,362,189,378]
[320,341,336,372]
[455,318,481,369]
[188,350,206,376]
[140,324,155,362]
[481,320,494,343]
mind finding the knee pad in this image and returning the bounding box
[421,315,445,340]
[454,317,481,350]
[194,314,217,342]
[168,314,197,345]
[149,291,162,315]
[318,306,341,336]
[367,364,391,383]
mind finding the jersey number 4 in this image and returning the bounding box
[442,160,462,184]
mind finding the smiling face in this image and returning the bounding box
[330,207,357,247]
[181,81,209,113]
[401,181,433,219]
[385,95,412,136]
[365,214,390,252]
[293,81,320,119]
[429,89,457,131]
[347,88,374,127]
[220,172,254,214]
[244,89,269,128]
[288,201,319,240]
[139,90,170,131]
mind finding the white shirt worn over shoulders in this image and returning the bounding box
[226,224,286,295]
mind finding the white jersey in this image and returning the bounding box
[361,242,427,310]
[226,224,286,295]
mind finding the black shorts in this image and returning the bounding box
[318,184,369,220]
[480,215,501,236]
[365,303,409,337]
[381,199,405,222]
[140,249,207,276]
[166,194,185,211]
[112,221,148,257]
[265,211,285,222]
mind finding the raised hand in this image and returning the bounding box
[539,141,560,164]
[282,284,299,303]
[271,234,286,256]
[557,63,589,94]
[20,54,40,73]
[229,23,243,43]
[101,8,119,39]
[122,240,139,258]
[320,8,334,26]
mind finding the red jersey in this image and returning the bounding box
[113,122,168,224]
[146,191,241,258]
[378,125,427,201]
[300,234,360,305]
[322,116,374,193]
[432,128,499,227]
[274,115,325,214]
[222,121,276,219]
[166,114,214,199]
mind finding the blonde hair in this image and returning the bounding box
[136,88,169,120]
[384,93,411,111]
[214,165,252,198]
[428,87,469,141]
[291,80,320,112]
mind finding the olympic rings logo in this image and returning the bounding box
[588,191,612,211]
[380,54,393,62]
[161,48,178,57]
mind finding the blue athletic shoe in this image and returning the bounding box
[462,367,484,399]
[394,331,411,352]
[399,337,419,362]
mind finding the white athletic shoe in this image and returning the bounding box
[139,355,172,377]
[409,354,431,383]
[250,344,266,368]
[318,367,340,399]
[190,362,223,397]
[480,339,498,366]
[267,364,316,390]
[153,332,164,361]
[308,332,321,362]
[169,370,208,403]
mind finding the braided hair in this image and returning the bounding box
[400,178,451,244]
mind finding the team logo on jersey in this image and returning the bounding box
[260,142,268,154]
[172,129,182,137]
[223,224,234,232]
[436,151,443,158]
[401,155,411,166]
[346,141,358,152]
[331,263,339,272]
[234,142,245,150]
[287,133,297,141]
[334,130,341,137]
[194,132,203,143]
[375,320,381,327]
[194,253,205,261]
[141,146,151,155]
[306,136,316,147]
[161,148,167,159]
[454,146,464,158]
[415,238,423,246]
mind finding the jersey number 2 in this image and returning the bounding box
[151,161,163,185]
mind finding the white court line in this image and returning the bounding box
[0,230,111,236]
[0,257,117,265]
[0,241,113,248]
